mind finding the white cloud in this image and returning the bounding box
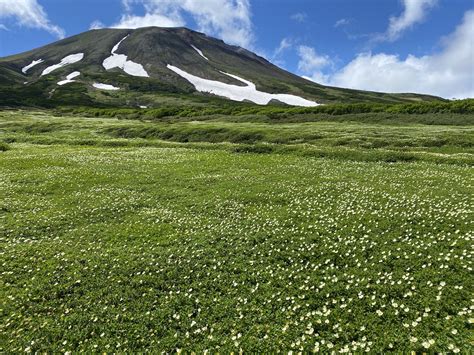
[334,18,350,28]
[274,37,293,57]
[0,0,64,38]
[301,10,474,99]
[113,13,184,29]
[89,20,105,30]
[297,45,332,73]
[113,0,254,48]
[122,0,133,12]
[291,13,307,23]
[385,0,438,41]
[0,24,9,31]
[270,37,295,68]
[297,46,333,86]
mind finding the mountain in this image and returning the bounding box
[0,27,441,108]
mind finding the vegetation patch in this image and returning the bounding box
[0,109,472,353]
[0,141,10,151]
[59,99,474,121]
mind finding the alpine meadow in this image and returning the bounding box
[0,0,473,353]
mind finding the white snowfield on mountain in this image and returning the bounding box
[93,82,120,90]
[167,65,319,107]
[41,53,84,76]
[191,45,209,61]
[22,59,44,74]
[57,71,80,86]
[103,35,149,78]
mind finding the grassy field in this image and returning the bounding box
[1,110,473,352]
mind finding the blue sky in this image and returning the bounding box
[0,0,473,98]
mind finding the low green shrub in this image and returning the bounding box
[57,99,474,121]
[0,141,10,151]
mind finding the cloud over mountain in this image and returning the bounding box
[113,0,254,48]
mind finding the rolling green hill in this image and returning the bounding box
[0,27,442,108]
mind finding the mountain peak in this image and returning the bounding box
[0,28,441,108]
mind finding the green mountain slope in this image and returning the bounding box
[0,27,442,108]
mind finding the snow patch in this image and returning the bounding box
[41,53,84,76]
[57,71,80,86]
[112,35,129,55]
[191,45,208,61]
[93,83,120,91]
[103,55,149,77]
[220,71,255,87]
[103,35,149,77]
[22,59,44,74]
[167,65,319,107]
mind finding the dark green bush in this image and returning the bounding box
[0,141,10,151]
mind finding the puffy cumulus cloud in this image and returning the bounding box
[297,46,333,86]
[0,0,64,38]
[113,13,184,29]
[385,0,438,41]
[301,11,474,99]
[297,45,332,73]
[113,0,254,48]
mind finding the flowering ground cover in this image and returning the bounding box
[0,111,472,352]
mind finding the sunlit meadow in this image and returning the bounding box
[0,111,473,352]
